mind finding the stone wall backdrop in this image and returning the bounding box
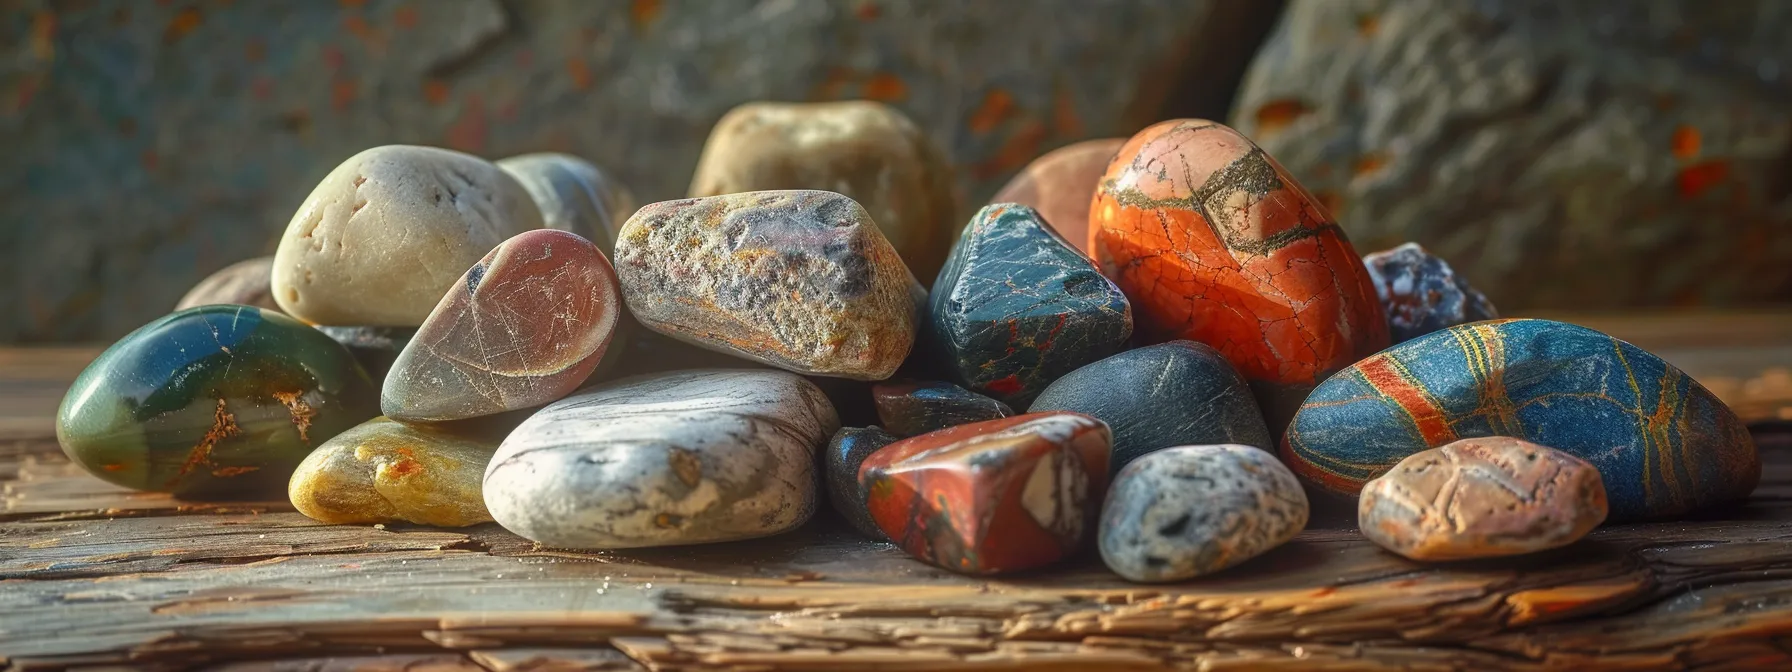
[0,0,1282,343]
[1229,0,1792,311]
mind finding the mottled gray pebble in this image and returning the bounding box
[1098,445,1308,582]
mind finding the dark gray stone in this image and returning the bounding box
[872,380,1014,437]
[1029,341,1271,473]
[824,425,899,540]
[1230,0,1792,311]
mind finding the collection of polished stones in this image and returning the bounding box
[57,101,1758,583]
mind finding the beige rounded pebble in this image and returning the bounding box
[1359,437,1609,561]
[688,101,959,284]
[272,145,544,326]
[288,416,498,527]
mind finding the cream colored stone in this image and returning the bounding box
[272,145,543,326]
[688,101,958,284]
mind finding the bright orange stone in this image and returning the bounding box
[1087,120,1388,429]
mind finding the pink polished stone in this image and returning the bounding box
[382,229,622,422]
[989,138,1126,254]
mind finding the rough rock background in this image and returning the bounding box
[0,0,1279,343]
[1229,0,1792,311]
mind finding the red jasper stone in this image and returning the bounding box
[859,412,1111,575]
[382,229,622,422]
[990,138,1127,254]
[1087,120,1388,429]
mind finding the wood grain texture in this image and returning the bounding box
[4,312,1792,670]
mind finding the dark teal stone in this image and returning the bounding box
[824,425,899,539]
[57,305,379,499]
[1363,243,1498,343]
[928,203,1132,407]
[1030,341,1271,474]
[872,380,1014,437]
[1282,318,1758,521]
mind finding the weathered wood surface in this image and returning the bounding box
[4,312,1792,671]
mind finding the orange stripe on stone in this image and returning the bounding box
[1355,356,1457,446]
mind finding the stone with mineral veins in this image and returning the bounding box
[860,412,1111,575]
[497,152,638,256]
[689,101,959,284]
[825,425,900,539]
[872,380,1014,437]
[272,145,544,327]
[1099,444,1308,582]
[1363,242,1499,344]
[989,138,1127,254]
[175,257,282,313]
[1283,319,1759,522]
[614,190,921,380]
[931,203,1132,407]
[383,229,621,422]
[484,369,838,549]
[289,416,498,527]
[57,306,379,498]
[1089,120,1388,429]
[1030,341,1271,473]
[1359,437,1608,561]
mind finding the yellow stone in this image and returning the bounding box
[288,417,497,527]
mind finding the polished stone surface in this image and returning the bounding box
[289,416,499,527]
[1364,242,1498,343]
[824,425,900,540]
[872,380,1013,437]
[1098,444,1308,582]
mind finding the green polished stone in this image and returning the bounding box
[57,305,379,499]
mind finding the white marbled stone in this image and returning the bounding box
[497,152,638,256]
[272,145,543,326]
[484,369,839,549]
[1098,444,1308,582]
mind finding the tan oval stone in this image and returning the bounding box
[272,145,544,327]
[175,257,282,313]
[989,138,1125,254]
[688,101,959,284]
[288,416,498,527]
[614,190,921,380]
[1358,437,1609,561]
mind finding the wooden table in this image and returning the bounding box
[5,312,1792,671]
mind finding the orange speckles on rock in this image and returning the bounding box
[1671,125,1701,160]
[1353,152,1389,178]
[968,89,1016,135]
[343,15,376,44]
[141,149,160,171]
[1051,83,1083,138]
[331,79,357,111]
[855,1,881,20]
[862,73,908,102]
[172,399,241,487]
[445,94,488,152]
[163,7,202,44]
[102,463,127,472]
[1254,99,1312,137]
[211,465,261,478]
[30,10,56,61]
[423,79,450,105]
[631,0,662,29]
[393,5,418,29]
[973,121,1048,180]
[1356,14,1379,37]
[273,390,317,442]
[567,58,592,90]
[810,67,853,100]
[323,46,344,71]
[244,39,266,63]
[386,457,423,477]
[1677,160,1730,198]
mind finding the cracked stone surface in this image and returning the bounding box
[872,380,1014,438]
[689,101,959,285]
[930,203,1132,407]
[174,257,282,314]
[614,190,921,381]
[1360,437,1608,561]
[1364,243,1499,343]
[288,416,498,527]
[54,306,378,498]
[382,229,621,423]
[1099,444,1308,582]
[860,412,1111,575]
[1030,341,1271,474]
[1088,119,1389,432]
[1283,318,1760,521]
[271,145,545,327]
[484,369,839,549]
[989,138,1127,254]
[824,425,900,540]
[497,153,639,257]
[1231,0,1792,312]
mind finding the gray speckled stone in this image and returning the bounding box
[1030,341,1271,473]
[1098,445,1308,582]
[497,153,638,256]
[483,369,838,549]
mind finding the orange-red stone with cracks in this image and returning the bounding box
[1087,120,1388,428]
